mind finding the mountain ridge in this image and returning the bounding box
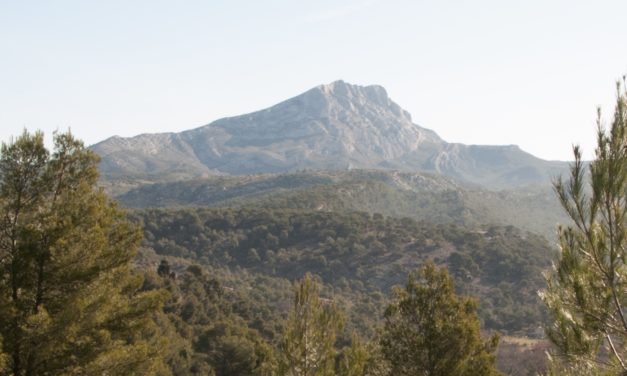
[91,80,567,189]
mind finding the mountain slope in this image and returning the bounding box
[116,169,568,241]
[91,80,567,189]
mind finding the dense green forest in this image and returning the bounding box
[136,254,507,375]
[134,207,553,336]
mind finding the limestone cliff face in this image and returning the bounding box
[180,81,442,172]
[91,80,566,188]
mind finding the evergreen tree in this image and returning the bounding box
[0,338,6,373]
[198,320,276,376]
[0,131,168,375]
[338,333,391,376]
[541,80,627,373]
[338,334,369,376]
[380,262,500,376]
[279,273,344,376]
[144,261,277,376]
[209,335,272,376]
[158,259,176,279]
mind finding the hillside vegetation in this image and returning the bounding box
[118,169,568,241]
[133,207,555,336]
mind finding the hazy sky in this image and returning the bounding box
[1,1,626,161]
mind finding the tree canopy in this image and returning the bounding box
[0,131,167,375]
[279,273,344,376]
[541,80,627,374]
[381,262,501,376]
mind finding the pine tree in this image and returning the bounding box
[0,337,6,374]
[338,334,369,376]
[0,131,168,375]
[339,333,391,376]
[279,274,344,376]
[540,80,627,374]
[380,262,500,376]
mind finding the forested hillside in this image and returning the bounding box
[117,170,567,241]
[133,207,554,336]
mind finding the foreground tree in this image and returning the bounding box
[0,131,168,375]
[338,334,369,376]
[381,262,500,376]
[541,81,627,374]
[279,274,344,376]
[338,334,391,376]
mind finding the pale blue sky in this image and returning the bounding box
[1,1,626,160]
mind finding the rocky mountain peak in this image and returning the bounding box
[303,80,411,122]
[319,80,388,102]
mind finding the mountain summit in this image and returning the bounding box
[91,81,566,188]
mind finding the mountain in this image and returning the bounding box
[91,80,568,189]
